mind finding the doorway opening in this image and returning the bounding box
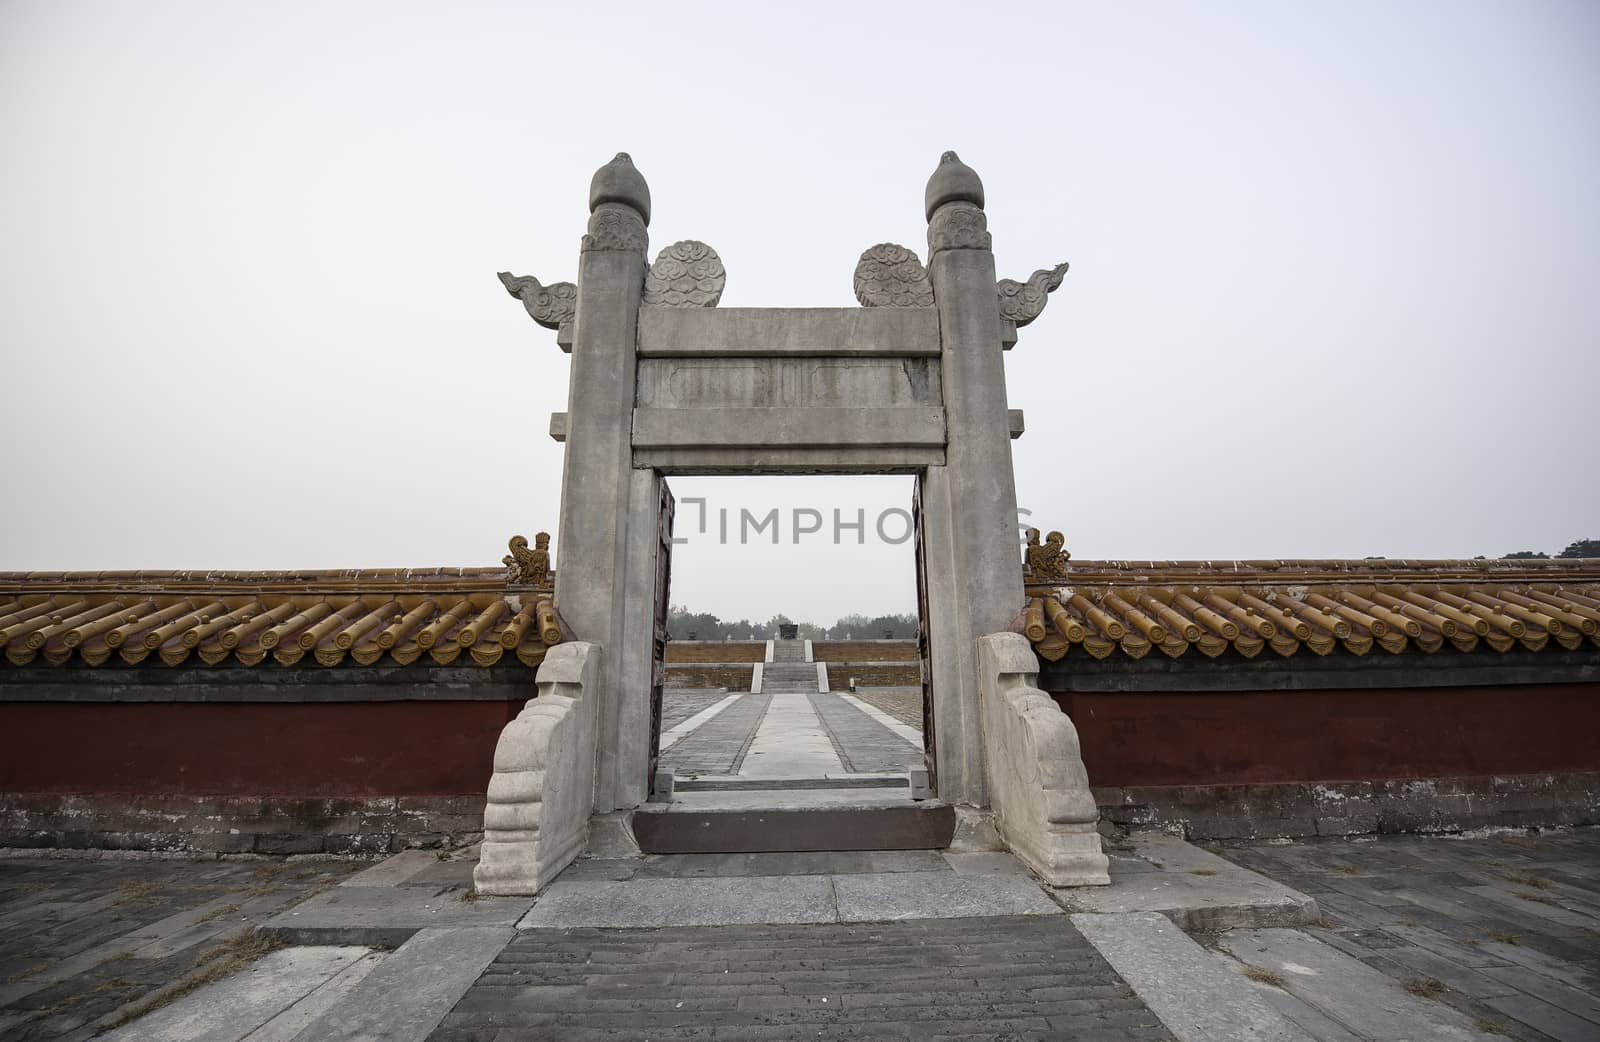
[637,474,952,852]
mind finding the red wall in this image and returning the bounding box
[1052,683,1600,788]
[0,701,521,798]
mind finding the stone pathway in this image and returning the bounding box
[658,688,923,778]
[739,692,843,777]
[660,639,924,780]
[812,691,923,773]
[657,692,772,776]
[659,689,734,732]
[433,915,1173,1042]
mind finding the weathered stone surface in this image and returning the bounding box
[643,240,724,307]
[636,305,940,357]
[854,243,934,307]
[977,633,1108,886]
[260,886,531,947]
[1073,912,1316,1042]
[100,946,371,1042]
[286,927,513,1041]
[1057,834,1318,930]
[996,262,1069,326]
[519,875,838,928]
[474,641,600,895]
[831,870,1062,921]
[1094,772,1600,840]
[1214,927,1506,1041]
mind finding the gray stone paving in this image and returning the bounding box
[430,915,1175,1042]
[659,688,732,732]
[0,854,363,1040]
[658,692,771,776]
[1213,829,1600,1042]
[810,691,923,773]
[657,686,923,778]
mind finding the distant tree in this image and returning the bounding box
[1557,539,1600,559]
[667,606,725,640]
[1502,550,1551,560]
[827,613,871,639]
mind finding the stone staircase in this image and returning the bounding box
[759,638,818,694]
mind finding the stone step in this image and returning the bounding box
[676,774,907,792]
[770,639,807,662]
[757,662,818,695]
[633,788,955,853]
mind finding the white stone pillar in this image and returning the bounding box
[552,154,652,813]
[923,152,1027,808]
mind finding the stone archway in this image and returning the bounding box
[475,152,1108,894]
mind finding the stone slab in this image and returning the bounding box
[940,851,1036,877]
[284,927,512,1042]
[738,691,843,777]
[632,406,947,450]
[259,886,533,946]
[445,915,1162,1039]
[1215,927,1505,1040]
[839,691,924,745]
[336,850,437,888]
[629,849,950,878]
[830,871,1062,921]
[102,945,370,1042]
[1056,834,1319,930]
[241,951,383,1042]
[1072,912,1313,1042]
[658,692,740,750]
[519,874,838,928]
[632,799,956,854]
[636,305,941,357]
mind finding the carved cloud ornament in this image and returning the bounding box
[643,240,725,307]
[497,273,576,331]
[997,263,1069,327]
[853,244,934,308]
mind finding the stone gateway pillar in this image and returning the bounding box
[919,152,1028,809]
[483,151,1106,892]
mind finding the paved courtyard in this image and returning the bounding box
[0,829,1593,1041]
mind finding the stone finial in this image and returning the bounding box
[589,152,651,224]
[925,150,985,221]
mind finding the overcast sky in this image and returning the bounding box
[3,1,1596,624]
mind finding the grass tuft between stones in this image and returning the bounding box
[1403,976,1448,1000]
[1242,965,1286,988]
[103,929,283,1030]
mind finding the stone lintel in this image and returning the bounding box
[631,447,943,474]
[638,307,940,358]
[631,406,946,450]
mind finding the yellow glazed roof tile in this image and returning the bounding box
[0,559,563,669]
[1023,558,1600,663]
